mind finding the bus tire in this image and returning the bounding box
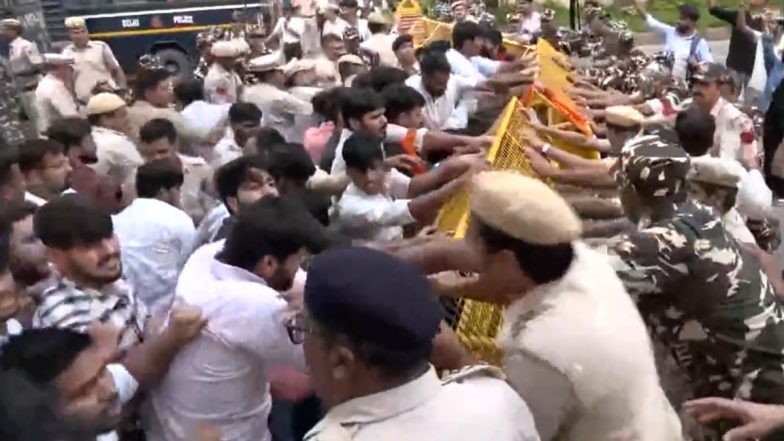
[154,48,193,77]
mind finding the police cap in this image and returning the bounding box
[304,247,443,351]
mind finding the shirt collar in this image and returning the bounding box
[210,242,270,286]
[310,367,440,432]
[710,97,726,117]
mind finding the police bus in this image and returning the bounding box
[5,0,276,74]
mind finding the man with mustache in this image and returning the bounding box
[32,194,148,351]
[634,0,713,81]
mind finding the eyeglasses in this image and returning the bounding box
[285,314,313,345]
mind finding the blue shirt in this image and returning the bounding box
[760,34,784,112]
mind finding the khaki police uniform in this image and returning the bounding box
[470,171,682,441]
[62,40,122,103]
[35,54,80,135]
[304,366,540,441]
[127,100,203,148]
[204,40,243,104]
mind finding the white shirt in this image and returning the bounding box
[24,191,46,206]
[329,125,428,176]
[35,73,79,135]
[517,12,542,38]
[113,198,195,317]
[147,240,305,441]
[204,63,243,105]
[181,101,230,139]
[212,127,242,168]
[444,48,500,82]
[405,74,477,130]
[335,169,414,241]
[91,126,144,188]
[360,33,398,67]
[322,17,350,38]
[270,16,306,44]
[242,83,313,143]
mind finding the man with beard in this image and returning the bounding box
[146,196,324,441]
[18,139,73,205]
[0,201,52,307]
[633,1,712,81]
[32,194,148,351]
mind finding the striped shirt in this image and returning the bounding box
[33,275,148,350]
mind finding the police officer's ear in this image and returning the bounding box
[327,342,357,382]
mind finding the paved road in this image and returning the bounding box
[638,39,730,64]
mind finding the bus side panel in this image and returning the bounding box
[83,4,261,73]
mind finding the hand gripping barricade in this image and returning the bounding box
[436,97,543,365]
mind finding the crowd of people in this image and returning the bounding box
[4,0,784,440]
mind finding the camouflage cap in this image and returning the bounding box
[692,62,731,84]
[620,135,691,198]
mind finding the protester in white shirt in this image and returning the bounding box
[147,196,323,441]
[330,87,495,176]
[321,4,350,38]
[340,0,371,41]
[212,103,262,168]
[113,159,195,317]
[336,132,479,241]
[406,50,479,131]
[175,78,230,143]
[515,0,541,43]
[446,21,503,82]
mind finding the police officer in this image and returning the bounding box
[204,40,243,104]
[295,246,540,441]
[606,135,784,409]
[453,171,681,441]
[242,53,312,143]
[691,62,758,168]
[34,54,79,136]
[1,18,42,131]
[62,17,127,104]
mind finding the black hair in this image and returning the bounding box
[452,21,482,51]
[476,218,574,284]
[214,154,272,213]
[1,328,92,385]
[218,195,325,271]
[283,42,303,61]
[0,216,9,274]
[343,131,384,172]
[252,127,286,154]
[0,370,61,441]
[426,40,451,53]
[392,34,413,52]
[140,118,178,145]
[17,140,64,174]
[419,49,452,76]
[381,84,425,122]
[135,158,184,198]
[173,78,205,107]
[350,72,372,89]
[0,145,19,190]
[46,118,92,153]
[367,66,409,93]
[482,25,503,48]
[33,194,113,250]
[368,22,386,34]
[268,143,316,183]
[229,102,262,125]
[679,4,700,21]
[340,87,384,128]
[312,87,348,121]
[0,200,37,227]
[675,107,716,156]
[338,60,364,82]
[134,68,172,100]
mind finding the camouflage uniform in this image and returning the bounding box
[605,135,784,407]
[0,57,28,146]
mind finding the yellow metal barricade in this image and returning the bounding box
[437,97,540,365]
[395,0,423,34]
